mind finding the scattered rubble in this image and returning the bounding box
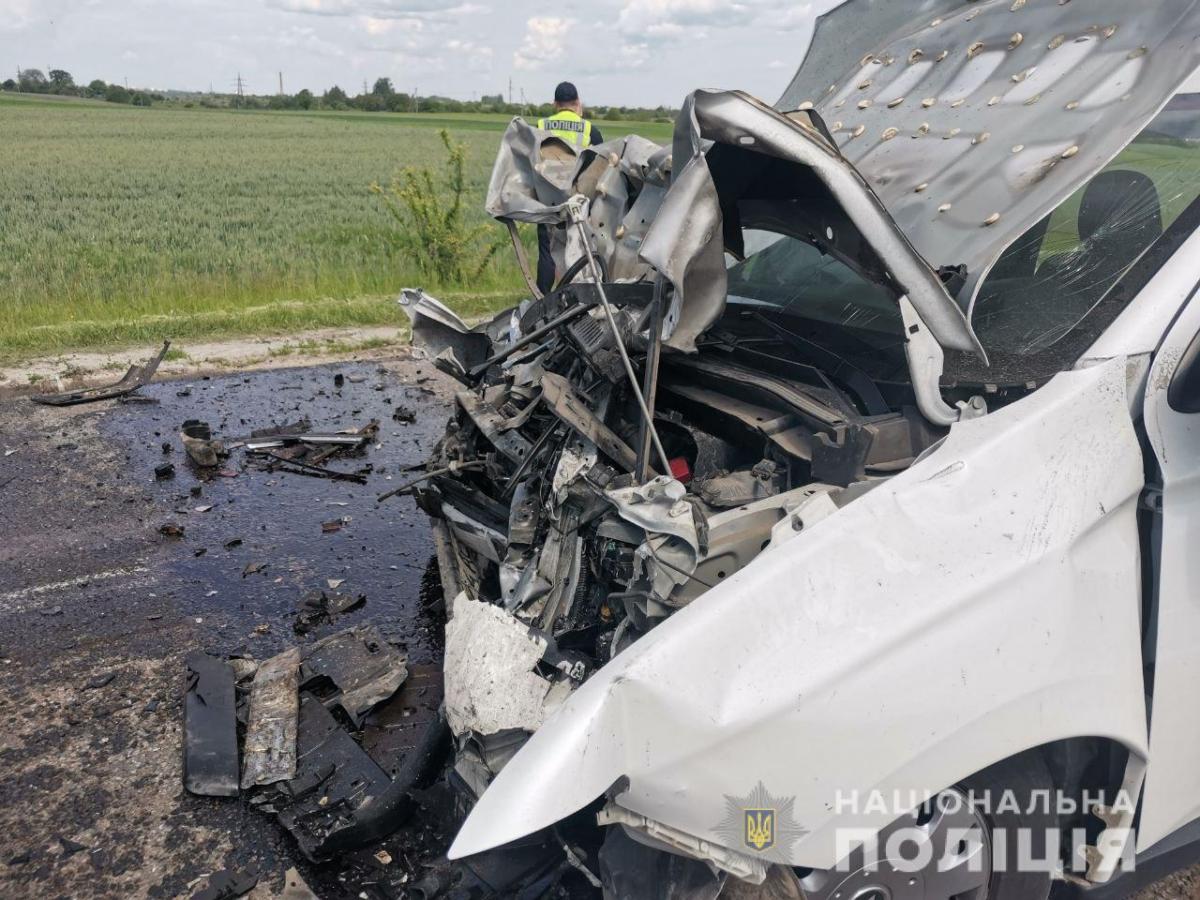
[293,589,366,634]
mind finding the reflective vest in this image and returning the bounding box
[537,109,593,148]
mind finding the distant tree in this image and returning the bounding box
[295,88,314,110]
[18,68,48,92]
[86,79,108,98]
[104,83,131,104]
[386,92,411,112]
[48,69,75,94]
[130,91,152,107]
[481,93,504,105]
[324,85,348,108]
[1,79,15,92]
[372,77,394,97]
[356,92,385,112]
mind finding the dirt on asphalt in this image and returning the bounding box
[0,353,1195,900]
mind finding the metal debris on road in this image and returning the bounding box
[241,646,301,788]
[30,341,171,407]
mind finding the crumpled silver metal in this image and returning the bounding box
[486,118,672,286]
[641,89,983,356]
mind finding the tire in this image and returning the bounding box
[956,751,1057,900]
[796,752,1058,900]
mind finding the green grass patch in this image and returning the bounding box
[0,100,665,359]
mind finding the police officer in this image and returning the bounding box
[536,81,604,294]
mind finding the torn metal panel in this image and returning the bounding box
[31,340,170,406]
[300,625,408,727]
[776,0,1200,315]
[399,287,494,380]
[642,90,981,357]
[443,595,563,737]
[456,389,534,465]
[605,477,702,605]
[487,118,672,285]
[241,646,301,789]
[183,651,239,797]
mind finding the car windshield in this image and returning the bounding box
[726,94,1200,385]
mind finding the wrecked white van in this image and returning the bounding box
[405,1,1200,896]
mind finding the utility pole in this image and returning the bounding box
[278,72,284,95]
[15,66,20,92]
[508,76,512,105]
[412,86,418,113]
[234,72,245,109]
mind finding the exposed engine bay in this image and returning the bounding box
[386,84,1011,893]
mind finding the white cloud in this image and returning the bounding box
[267,0,465,15]
[513,16,573,72]
[0,0,36,31]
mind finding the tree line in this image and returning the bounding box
[1,70,676,122]
[2,68,161,106]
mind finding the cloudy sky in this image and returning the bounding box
[0,0,844,106]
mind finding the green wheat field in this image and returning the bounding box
[0,93,671,360]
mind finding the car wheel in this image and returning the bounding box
[795,753,1056,900]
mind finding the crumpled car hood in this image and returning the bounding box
[642,89,983,356]
[776,0,1200,315]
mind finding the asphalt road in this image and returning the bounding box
[0,356,460,899]
[0,355,1194,899]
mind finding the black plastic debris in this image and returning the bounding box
[31,341,170,407]
[292,590,365,635]
[155,462,176,481]
[191,867,259,900]
[274,694,395,862]
[299,625,407,726]
[598,826,725,900]
[183,651,239,797]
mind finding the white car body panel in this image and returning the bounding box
[450,356,1149,867]
[1138,284,1200,850]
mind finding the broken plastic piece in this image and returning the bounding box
[183,651,239,797]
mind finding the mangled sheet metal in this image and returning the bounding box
[486,118,672,286]
[642,89,982,355]
[31,340,170,406]
[399,288,498,381]
[776,0,1200,313]
[241,647,301,788]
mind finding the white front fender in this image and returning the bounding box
[449,357,1148,868]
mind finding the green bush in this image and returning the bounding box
[371,128,504,285]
